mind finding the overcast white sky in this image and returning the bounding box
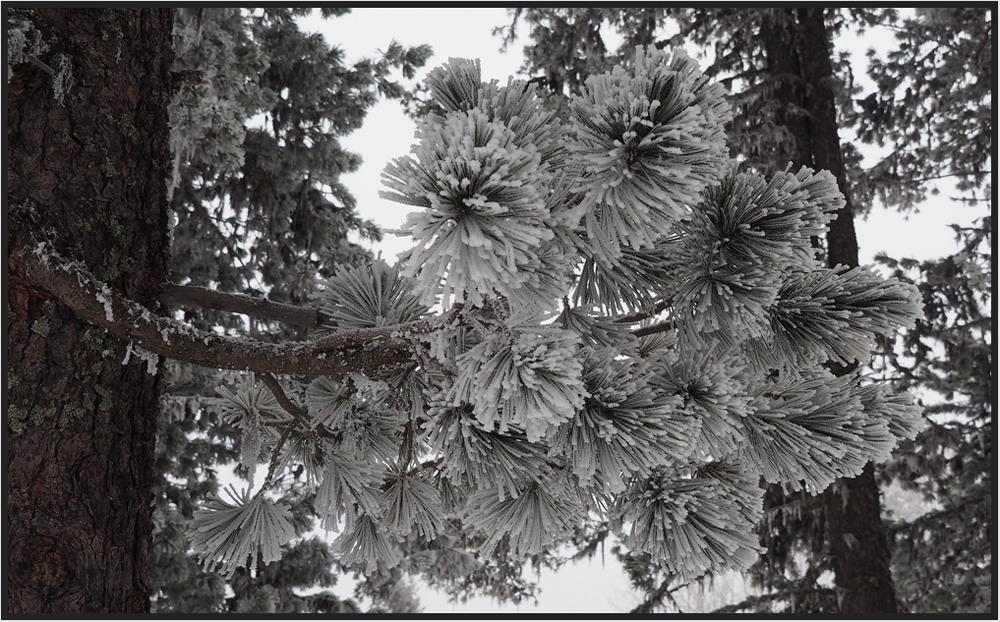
[303,7,980,274]
[295,7,981,614]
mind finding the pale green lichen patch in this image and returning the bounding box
[58,390,95,428]
[8,403,57,434]
[31,318,51,337]
[94,384,114,411]
[8,404,28,434]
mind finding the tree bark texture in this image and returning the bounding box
[7,8,174,613]
[759,8,897,613]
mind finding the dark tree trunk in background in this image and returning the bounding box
[7,8,174,613]
[759,8,897,613]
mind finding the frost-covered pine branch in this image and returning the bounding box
[36,45,922,588]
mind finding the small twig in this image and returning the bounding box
[404,456,444,478]
[712,587,837,614]
[886,495,989,534]
[631,319,676,337]
[485,296,515,345]
[763,495,827,521]
[630,572,707,614]
[26,54,54,76]
[614,299,674,324]
[698,463,738,487]
[312,436,326,466]
[259,372,307,421]
[259,423,294,493]
[521,75,548,93]
[256,373,311,493]
[403,421,415,470]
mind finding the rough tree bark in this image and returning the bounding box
[7,8,174,613]
[759,8,898,613]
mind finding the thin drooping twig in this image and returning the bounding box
[257,373,331,490]
[259,423,294,493]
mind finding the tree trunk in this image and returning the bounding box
[7,8,174,613]
[758,8,898,613]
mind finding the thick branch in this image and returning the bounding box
[158,283,330,329]
[15,243,434,379]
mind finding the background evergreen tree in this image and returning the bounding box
[857,8,992,613]
[495,7,992,613]
[667,9,897,613]
[150,8,431,612]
